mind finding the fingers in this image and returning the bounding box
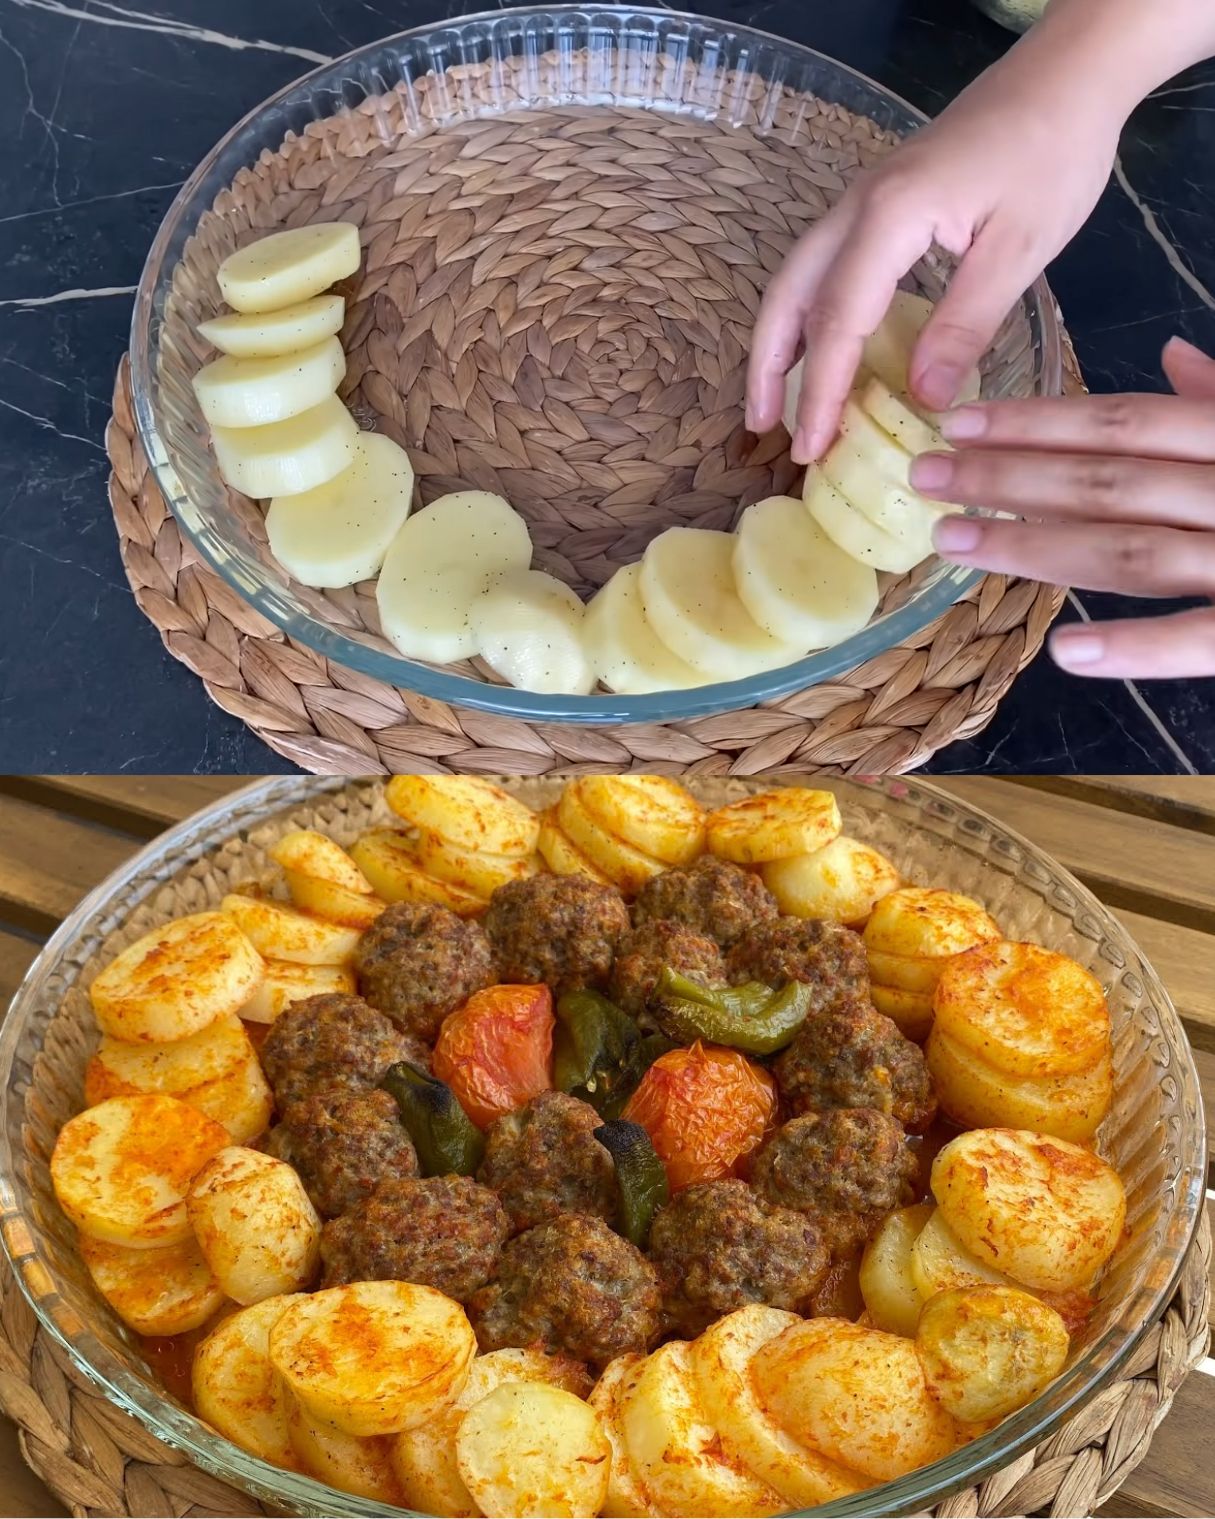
[938,392,1215,464]
[1051,606,1215,679]
[1162,335,1215,401]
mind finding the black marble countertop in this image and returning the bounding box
[1,0,1212,774]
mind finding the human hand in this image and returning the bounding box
[917,337,1215,680]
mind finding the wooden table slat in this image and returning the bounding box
[1013,776,1215,832]
[0,797,141,933]
[13,776,243,834]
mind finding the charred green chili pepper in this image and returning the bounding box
[594,1118,669,1248]
[651,967,813,1056]
[380,1061,484,1176]
[554,990,675,1118]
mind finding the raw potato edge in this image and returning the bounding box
[198,293,345,358]
[211,394,358,499]
[217,223,361,314]
[192,336,345,429]
[471,567,595,695]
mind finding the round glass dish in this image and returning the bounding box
[129,7,1064,726]
[0,776,1203,1518]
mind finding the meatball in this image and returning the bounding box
[260,993,427,1111]
[609,919,726,1024]
[484,874,630,996]
[478,1092,616,1233]
[470,1213,660,1368]
[773,999,936,1133]
[320,1175,509,1303]
[355,902,495,1043]
[264,1087,417,1218]
[632,856,777,949]
[648,1179,830,1337]
[727,917,870,1012]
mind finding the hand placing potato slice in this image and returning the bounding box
[707,787,841,866]
[762,835,900,926]
[859,1203,935,1337]
[557,781,666,895]
[577,775,705,868]
[536,809,613,886]
[198,293,345,358]
[287,1402,404,1505]
[217,223,361,313]
[348,829,487,915]
[80,1234,225,1337]
[859,375,948,457]
[221,893,362,966]
[471,568,595,695]
[211,394,357,499]
[862,289,981,405]
[237,960,356,1023]
[585,562,706,695]
[192,336,345,429]
[193,1294,307,1467]
[804,468,926,575]
[588,1356,661,1519]
[824,400,946,551]
[908,1207,1018,1302]
[188,1146,321,1304]
[386,775,540,858]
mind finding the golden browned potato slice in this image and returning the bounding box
[237,960,357,1023]
[89,912,264,1043]
[931,1129,1127,1292]
[909,1208,1017,1301]
[221,894,362,967]
[399,826,539,902]
[188,1147,321,1304]
[193,1294,306,1467]
[270,830,374,893]
[80,1234,225,1336]
[869,983,936,1042]
[587,1356,661,1519]
[270,1280,475,1437]
[761,835,900,925]
[284,871,386,929]
[349,829,487,915]
[536,809,613,886]
[706,788,841,866]
[859,1202,935,1337]
[576,775,706,867]
[386,776,540,857]
[202,1052,275,1143]
[865,948,940,996]
[863,887,1000,962]
[915,1286,1070,1424]
[287,1402,404,1504]
[51,1094,229,1248]
[557,782,666,896]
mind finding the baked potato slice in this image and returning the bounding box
[587,1356,660,1519]
[287,1402,404,1504]
[80,1234,225,1337]
[400,825,539,901]
[237,959,356,1023]
[85,1013,252,1103]
[536,808,613,885]
[863,888,1000,962]
[859,1202,935,1337]
[349,829,487,915]
[557,782,666,895]
[221,893,362,966]
[706,788,841,866]
[269,829,374,893]
[865,948,940,996]
[576,775,706,867]
[283,870,386,929]
[761,835,899,926]
[909,1207,1018,1300]
[193,1294,305,1467]
[386,775,540,857]
[869,982,935,1041]
[188,1146,321,1304]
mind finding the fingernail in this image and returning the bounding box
[940,406,986,441]
[932,514,981,554]
[794,425,826,462]
[917,363,963,409]
[910,452,954,492]
[1051,629,1106,668]
[1164,334,1204,361]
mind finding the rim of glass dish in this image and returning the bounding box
[129,8,1063,727]
[0,775,1201,1519]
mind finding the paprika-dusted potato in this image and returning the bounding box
[188,1146,321,1304]
[859,1202,935,1337]
[287,1402,404,1505]
[909,1207,1017,1302]
[932,1129,1127,1292]
[536,808,613,885]
[432,984,554,1130]
[221,893,361,967]
[284,871,386,930]
[864,888,1000,962]
[915,1286,1071,1424]
[386,775,539,857]
[349,829,486,915]
[557,782,666,896]
[270,829,374,894]
[588,1356,661,1519]
[577,775,706,867]
[80,1234,225,1337]
[400,825,539,902]
[193,1294,305,1467]
[89,912,263,1043]
[706,788,841,865]
[866,949,939,996]
[237,959,356,1023]
[869,983,936,1042]
[270,1280,475,1436]
[762,835,900,926]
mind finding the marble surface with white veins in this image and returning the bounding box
[1,0,1213,774]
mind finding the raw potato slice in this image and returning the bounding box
[386,776,540,857]
[270,830,374,893]
[399,828,538,902]
[221,893,361,966]
[870,983,935,1041]
[860,374,947,457]
[237,960,356,1023]
[471,568,595,696]
[557,781,666,895]
[690,1306,870,1507]
[284,871,386,929]
[804,468,926,574]
[931,1128,1127,1292]
[865,949,940,996]
[588,1356,660,1519]
[198,293,345,358]
[536,809,613,886]
[456,1382,612,1519]
[864,888,1000,961]
[622,1339,785,1517]
[349,829,487,915]
[211,395,357,499]
[863,289,981,404]
[193,1294,306,1467]
[270,1280,475,1437]
[733,495,879,648]
[909,1208,1017,1301]
[706,787,842,865]
[376,491,533,662]
[51,1094,229,1248]
[762,835,900,925]
[188,1146,321,1305]
[585,562,706,695]
[192,336,345,429]
[218,223,361,313]
[824,400,945,548]
[641,527,805,680]
[266,431,415,589]
[85,1013,253,1104]
[89,911,263,1043]
[576,775,705,867]
[80,1234,225,1337]
[859,1203,935,1337]
[287,1403,403,1504]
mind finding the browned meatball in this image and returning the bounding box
[773,999,937,1133]
[609,919,726,1024]
[484,874,630,996]
[727,917,870,1011]
[477,1092,616,1233]
[260,994,428,1111]
[632,856,777,949]
[355,902,495,1043]
[470,1214,660,1368]
[265,1088,417,1219]
[648,1179,830,1337]
[320,1175,509,1302]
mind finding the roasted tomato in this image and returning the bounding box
[433,985,554,1129]
[622,1041,777,1192]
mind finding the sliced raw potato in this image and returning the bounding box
[865,948,940,996]
[916,1286,1070,1425]
[804,468,926,575]
[621,1339,785,1517]
[931,1128,1127,1292]
[588,1357,660,1519]
[733,495,879,648]
[348,829,487,915]
[237,960,356,1023]
[536,809,613,886]
[690,1306,870,1507]
[640,527,805,680]
[456,1382,611,1519]
[824,400,945,550]
[266,431,415,589]
[51,1095,229,1248]
[762,834,899,925]
[270,830,374,893]
[870,982,936,1041]
[864,888,1000,962]
[193,1293,306,1467]
[859,1203,935,1337]
[80,1234,225,1337]
[576,775,705,867]
[284,871,386,929]
[386,776,540,858]
[287,1403,403,1504]
[860,374,947,457]
[557,781,666,895]
[211,394,358,499]
[89,911,263,1043]
[585,562,706,695]
[398,828,537,902]
[376,491,533,662]
[471,568,594,696]
[198,294,345,358]
[706,786,841,865]
[217,223,361,314]
[188,1146,321,1304]
[192,336,345,429]
[270,1280,475,1437]
[221,893,361,966]
[863,289,981,405]
[909,1208,1017,1301]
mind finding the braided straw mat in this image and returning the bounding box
[106,51,1081,777]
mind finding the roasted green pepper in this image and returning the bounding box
[554,990,676,1118]
[652,967,812,1056]
[594,1118,669,1248]
[380,1061,484,1176]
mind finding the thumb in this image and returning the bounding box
[1162,335,1215,400]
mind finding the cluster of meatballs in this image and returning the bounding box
[258,855,936,1369]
